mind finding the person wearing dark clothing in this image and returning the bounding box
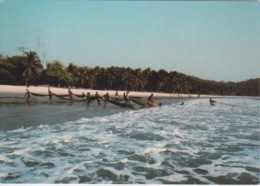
[95,91,101,105]
[81,92,86,101]
[103,92,110,104]
[68,88,73,104]
[24,89,32,104]
[86,92,91,105]
[209,98,216,106]
[48,86,53,104]
[123,92,126,102]
[124,92,130,104]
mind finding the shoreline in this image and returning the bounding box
[0,85,252,99]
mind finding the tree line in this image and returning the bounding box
[0,51,259,96]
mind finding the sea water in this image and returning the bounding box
[0,98,259,184]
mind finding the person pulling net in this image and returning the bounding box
[209,98,216,106]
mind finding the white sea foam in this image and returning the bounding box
[0,98,259,184]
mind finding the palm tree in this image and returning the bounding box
[121,67,135,91]
[106,66,120,90]
[132,68,146,91]
[66,63,78,86]
[90,66,100,89]
[0,56,16,84]
[43,60,73,87]
[67,63,78,74]
[76,66,91,88]
[142,68,153,91]
[23,51,42,87]
[156,69,168,92]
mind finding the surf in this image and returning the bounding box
[0,98,259,184]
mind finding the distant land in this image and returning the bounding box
[0,51,259,97]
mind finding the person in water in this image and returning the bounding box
[48,86,53,104]
[123,92,126,102]
[209,98,216,106]
[147,93,154,107]
[103,92,110,104]
[126,91,130,103]
[86,92,91,105]
[95,91,101,105]
[124,91,130,104]
[24,89,32,103]
[68,87,73,104]
[81,92,86,101]
[115,90,119,101]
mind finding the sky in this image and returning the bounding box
[0,0,259,82]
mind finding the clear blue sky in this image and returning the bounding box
[0,0,259,82]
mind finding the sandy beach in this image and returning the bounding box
[0,85,220,98]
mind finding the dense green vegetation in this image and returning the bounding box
[0,51,259,96]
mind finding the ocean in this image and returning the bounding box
[0,97,259,184]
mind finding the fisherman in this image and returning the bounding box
[82,92,86,101]
[48,86,53,104]
[126,91,130,102]
[103,92,110,104]
[24,89,32,104]
[147,93,154,107]
[68,87,73,104]
[209,98,216,106]
[86,92,91,105]
[95,91,101,105]
[115,90,119,101]
[125,91,130,104]
[123,92,126,102]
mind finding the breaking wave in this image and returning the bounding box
[0,98,259,184]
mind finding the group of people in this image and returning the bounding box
[51,87,132,106]
[67,89,155,106]
[25,87,159,107]
[69,89,103,105]
[24,87,216,107]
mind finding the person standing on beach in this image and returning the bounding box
[147,93,154,107]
